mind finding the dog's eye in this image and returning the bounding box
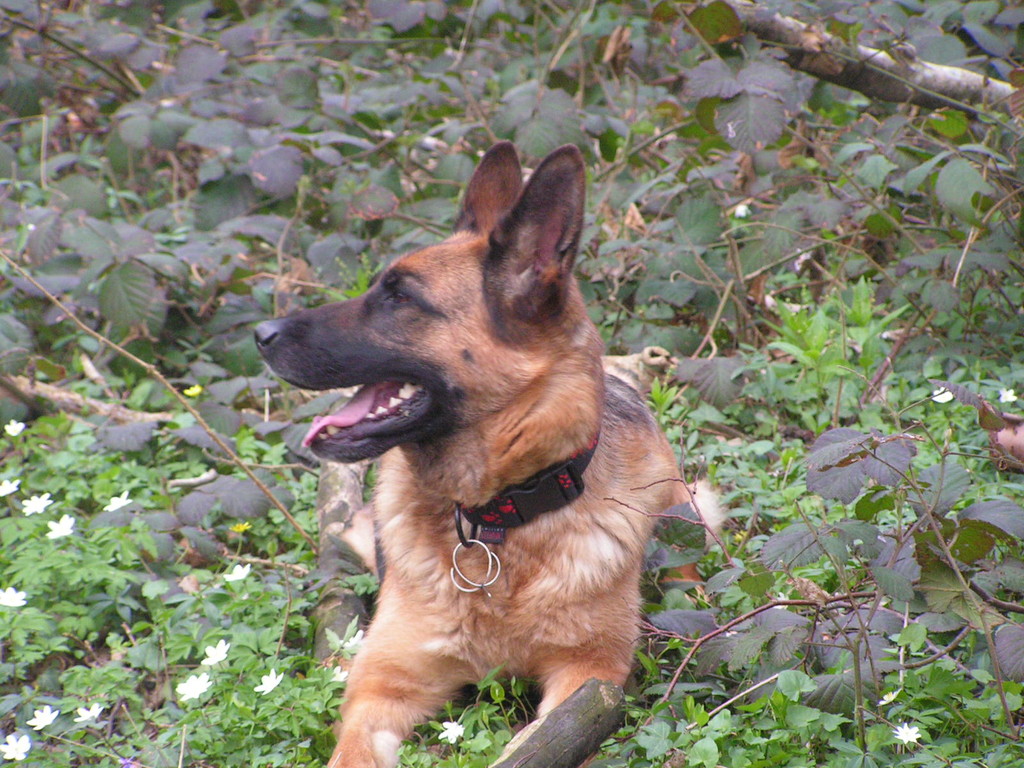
[381,273,411,304]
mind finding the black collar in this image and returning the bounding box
[455,434,599,545]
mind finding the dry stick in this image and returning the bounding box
[0,249,317,553]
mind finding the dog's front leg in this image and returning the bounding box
[327,633,467,768]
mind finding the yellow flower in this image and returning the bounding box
[229,522,252,533]
[183,385,203,397]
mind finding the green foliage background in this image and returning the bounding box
[1,1,1023,766]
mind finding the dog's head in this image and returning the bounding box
[255,142,600,463]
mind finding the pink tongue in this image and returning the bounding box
[302,384,386,447]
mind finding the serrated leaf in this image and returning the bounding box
[761,524,827,570]
[675,357,744,409]
[715,93,786,153]
[806,429,869,503]
[993,624,1024,682]
[675,196,724,249]
[928,109,969,139]
[249,145,303,198]
[648,609,718,638]
[950,521,996,564]
[97,421,157,451]
[806,429,868,472]
[918,562,998,628]
[855,155,898,189]
[177,489,217,524]
[175,45,227,84]
[194,175,257,230]
[688,0,742,44]
[728,625,773,671]
[98,261,164,331]
[913,460,971,516]
[861,433,917,486]
[871,565,915,601]
[935,158,994,225]
[206,477,272,519]
[958,499,1024,539]
[0,314,33,374]
[688,58,743,99]
[172,425,235,454]
[805,672,859,715]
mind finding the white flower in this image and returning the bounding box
[733,203,751,218]
[176,673,212,702]
[46,515,76,539]
[438,721,464,744]
[0,588,27,608]
[4,420,25,437]
[254,669,284,695]
[0,733,31,761]
[331,667,349,684]
[999,388,1018,404]
[0,479,19,497]
[930,387,954,403]
[878,690,900,706]
[73,704,104,723]
[342,630,364,652]
[892,722,921,745]
[223,563,251,582]
[26,706,59,730]
[103,491,133,512]
[22,493,53,516]
[201,639,230,666]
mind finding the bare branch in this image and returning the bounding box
[730,0,1016,115]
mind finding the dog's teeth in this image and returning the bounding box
[373,405,388,416]
[388,397,402,408]
[325,425,340,436]
[399,383,419,399]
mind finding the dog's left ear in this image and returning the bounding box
[486,144,586,325]
[454,142,523,235]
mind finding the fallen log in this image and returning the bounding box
[490,679,625,768]
[312,459,372,660]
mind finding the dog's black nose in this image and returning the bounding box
[254,318,285,349]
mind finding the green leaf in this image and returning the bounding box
[871,565,915,602]
[776,669,817,701]
[935,158,994,224]
[993,623,1024,682]
[98,261,165,331]
[249,145,304,198]
[912,460,970,516]
[855,155,898,189]
[928,109,969,139]
[761,524,827,570]
[958,499,1024,538]
[715,92,786,153]
[0,314,34,374]
[688,1,742,44]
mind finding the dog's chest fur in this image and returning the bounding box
[367,378,673,678]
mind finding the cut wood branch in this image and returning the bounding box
[2,374,174,422]
[490,679,625,768]
[312,460,373,661]
[729,0,1016,115]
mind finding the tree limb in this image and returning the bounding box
[490,679,625,768]
[729,0,1016,115]
[312,460,373,660]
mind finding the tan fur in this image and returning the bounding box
[258,144,717,768]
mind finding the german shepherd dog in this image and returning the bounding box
[254,143,719,767]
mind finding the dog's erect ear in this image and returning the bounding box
[486,144,586,325]
[454,142,523,235]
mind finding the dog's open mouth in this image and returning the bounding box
[302,381,427,449]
